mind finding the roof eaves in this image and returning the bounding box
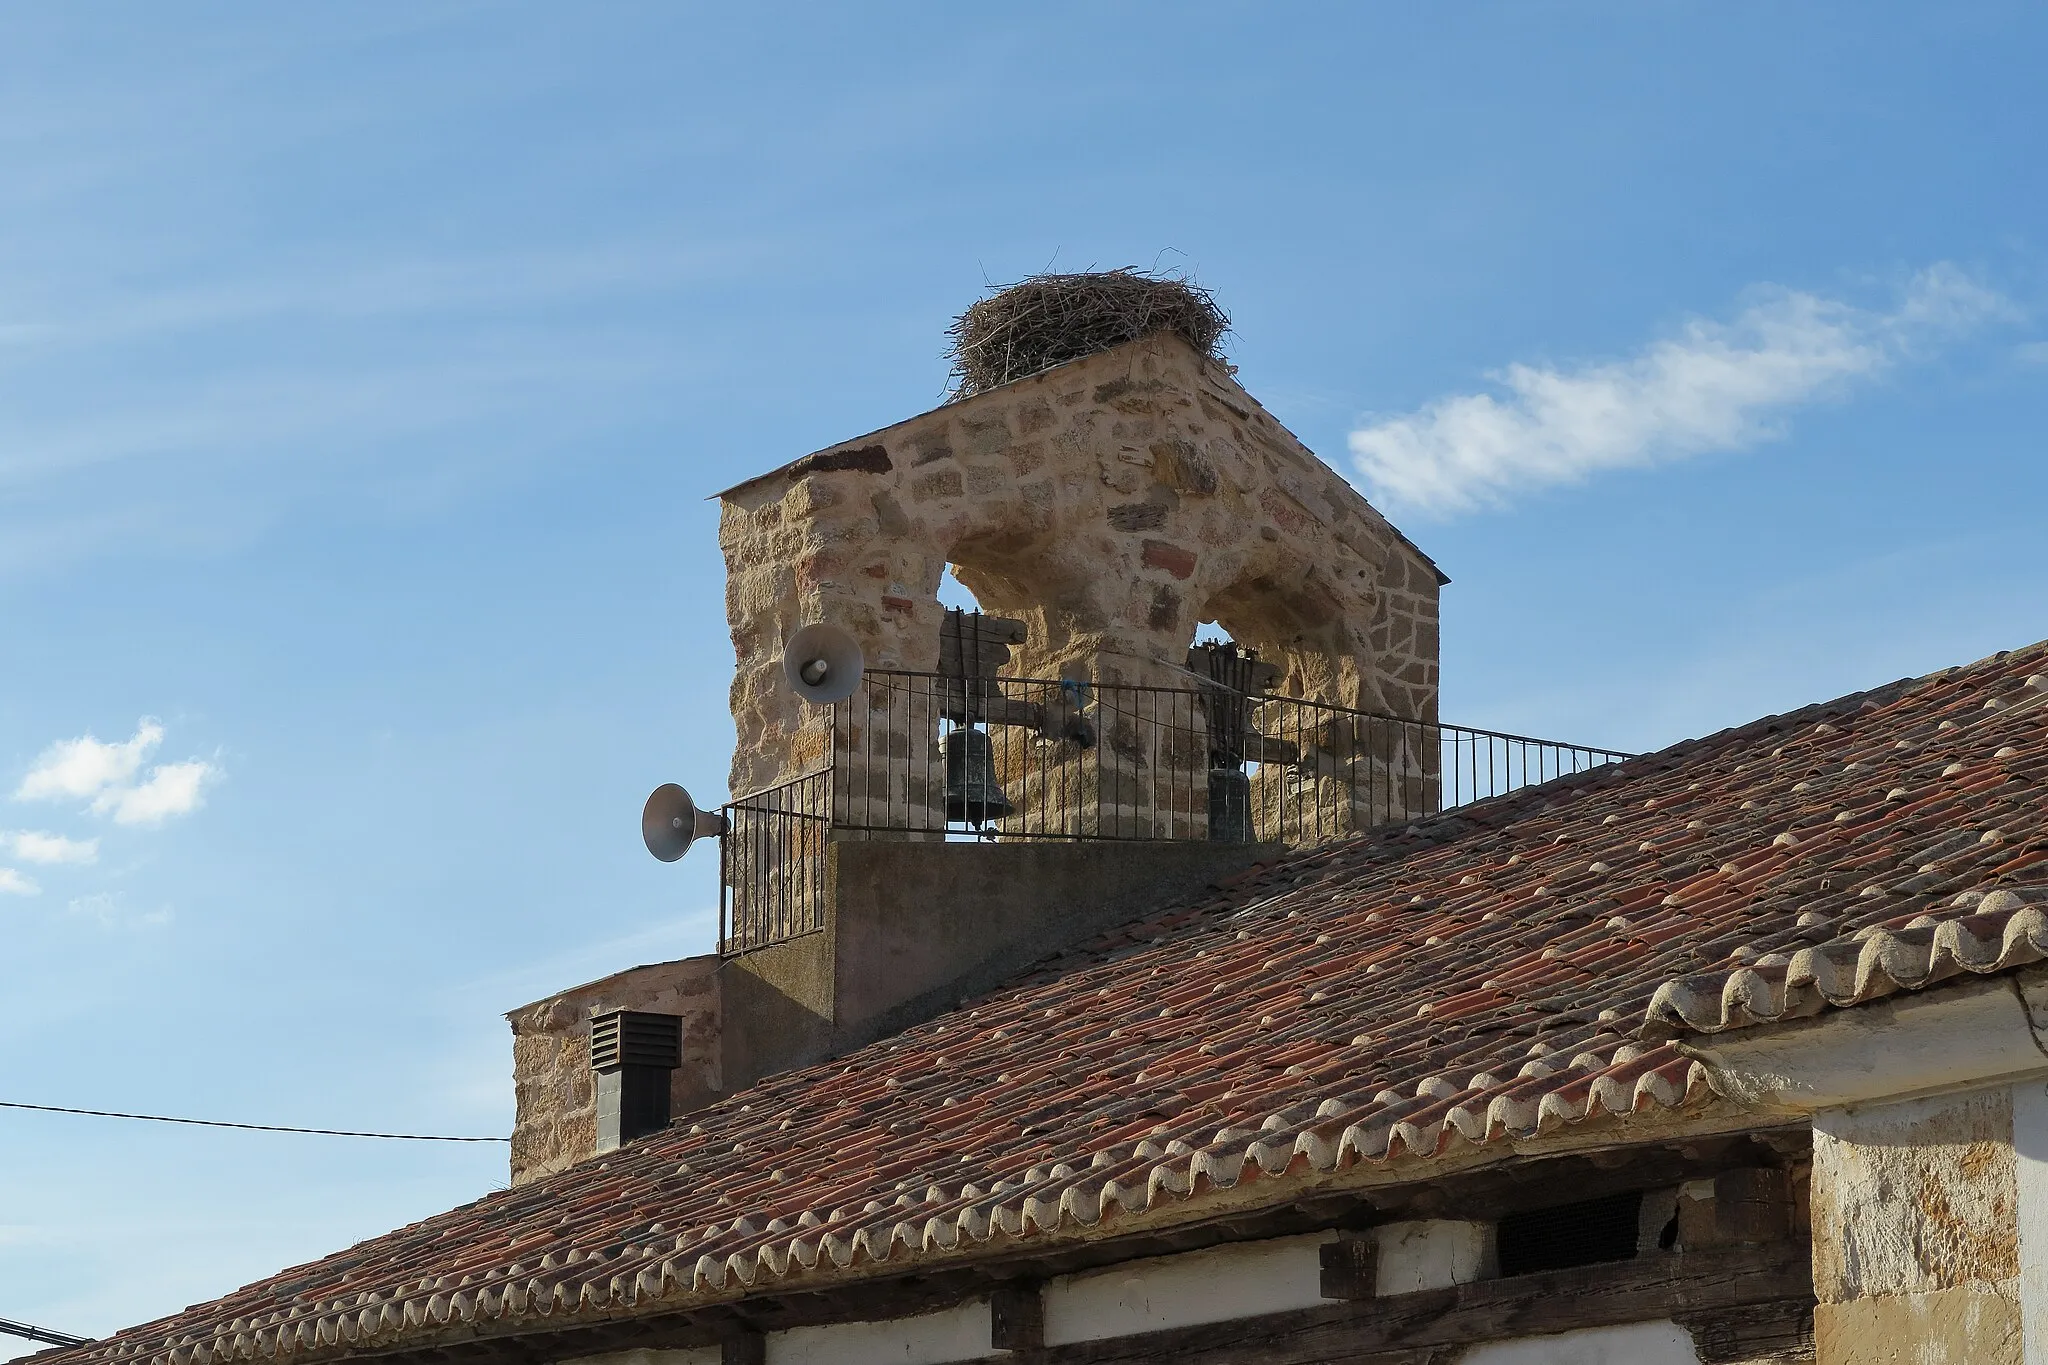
[1643,888,2048,1039]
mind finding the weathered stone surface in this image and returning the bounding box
[1814,1087,2018,1300]
[1810,1084,2023,1364]
[1814,1284,2020,1365]
[716,333,1443,806]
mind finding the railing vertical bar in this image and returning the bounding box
[775,781,787,945]
[1145,688,1155,840]
[1149,686,1158,840]
[755,780,768,950]
[781,779,791,942]
[849,684,862,834]
[1093,676,1104,839]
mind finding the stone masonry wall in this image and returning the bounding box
[506,956,721,1186]
[1810,1086,2023,1364]
[717,333,1443,826]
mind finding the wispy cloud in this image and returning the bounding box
[3,830,98,864]
[1,242,756,353]
[0,868,40,897]
[1349,265,2018,514]
[97,762,214,826]
[14,718,218,824]
[65,892,172,930]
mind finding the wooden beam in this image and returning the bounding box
[1241,734,1300,766]
[1675,1296,1814,1364]
[968,1241,1810,1365]
[941,695,1044,729]
[1710,1166,1795,1246]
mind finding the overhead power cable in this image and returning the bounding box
[0,1100,508,1143]
[1,1315,92,1348]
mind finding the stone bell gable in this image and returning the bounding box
[716,331,1444,800]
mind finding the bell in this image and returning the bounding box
[1208,768,1252,843]
[944,728,1014,827]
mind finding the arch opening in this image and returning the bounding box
[936,564,983,615]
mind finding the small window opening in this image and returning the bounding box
[1496,1191,1644,1278]
[1195,618,1236,648]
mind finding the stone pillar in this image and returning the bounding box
[1810,1085,2024,1364]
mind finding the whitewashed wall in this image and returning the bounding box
[1041,1232,1335,1346]
[1456,1321,1701,1364]
[769,1299,990,1365]
[2015,1078,2048,1365]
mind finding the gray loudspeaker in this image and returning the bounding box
[641,783,728,862]
[782,622,865,705]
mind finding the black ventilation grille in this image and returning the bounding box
[1496,1191,1643,1278]
[589,1010,682,1072]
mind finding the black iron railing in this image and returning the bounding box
[716,670,1630,953]
[718,766,831,953]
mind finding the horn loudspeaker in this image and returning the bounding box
[642,783,728,863]
[782,622,864,705]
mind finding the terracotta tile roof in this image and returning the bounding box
[1644,887,2048,1036]
[54,640,2048,1365]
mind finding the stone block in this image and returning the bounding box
[909,434,953,466]
[1003,440,1046,476]
[1815,1284,2021,1365]
[1108,502,1167,532]
[1015,399,1057,434]
[1814,1086,2018,1302]
[961,414,1011,457]
[785,478,842,518]
[1141,539,1197,579]
[869,491,910,536]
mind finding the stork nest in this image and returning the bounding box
[945,269,1230,398]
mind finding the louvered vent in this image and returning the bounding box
[590,1011,682,1072]
[590,1010,683,1152]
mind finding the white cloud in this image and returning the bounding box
[13,717,218,825]
[1349,265,2017,514]
[0,868,40,896]
[3,830,97,864]
[14,719,162,801]
[2017,340,2048,367]
[96,760,215,825]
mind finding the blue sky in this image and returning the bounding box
[3,1,2045,1347]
